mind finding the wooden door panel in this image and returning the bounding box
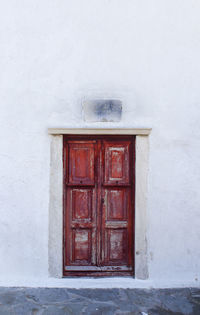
[63,136,135,276]
[105,229,128,264]
[105,188,128,221]
[101,139,132,271]
[66,187,96,266]
[71,229,92,263]
[102,187,132,269]
[71,189,92,221]
[68,142,95,185]
[103,141,130,185]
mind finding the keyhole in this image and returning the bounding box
[80,180,82,184]
[116,181,118,184]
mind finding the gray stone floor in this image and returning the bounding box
[0,287,199,315]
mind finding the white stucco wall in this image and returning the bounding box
[0,0,200,287]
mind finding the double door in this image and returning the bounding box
[63,135,135,276]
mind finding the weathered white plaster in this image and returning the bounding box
[49,135,63,278]
[135,136,149,279]
[1,0,200,287]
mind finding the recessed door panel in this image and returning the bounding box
[71,189,92,221]
[68,142,95,185]
[103,141,130,185]
[105,229,128,264]
[106,189,128,221]
[72,229,92,263]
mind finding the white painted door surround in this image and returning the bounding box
[48,128,151,280]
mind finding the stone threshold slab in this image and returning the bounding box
[0,278,199,289]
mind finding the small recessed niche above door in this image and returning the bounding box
[83,99,122,122]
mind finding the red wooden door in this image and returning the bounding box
[63,136,135,276]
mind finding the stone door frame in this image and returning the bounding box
[48,128,151,280]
